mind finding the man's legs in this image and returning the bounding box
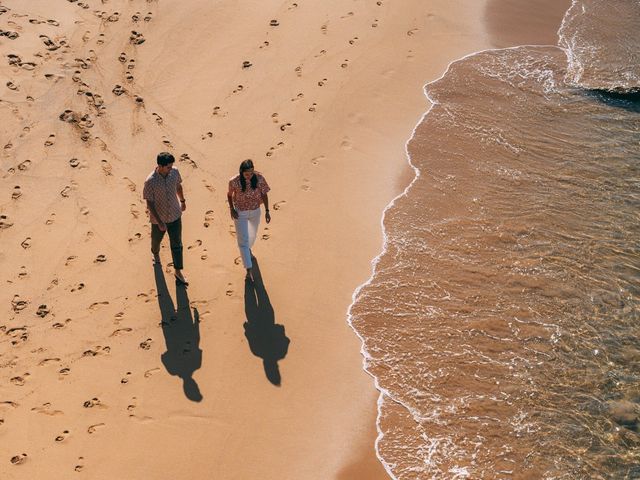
[166,217,184,271]
[151,223,165,262]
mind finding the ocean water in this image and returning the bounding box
[349,1,640,478]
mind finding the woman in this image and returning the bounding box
[227,159,271,279]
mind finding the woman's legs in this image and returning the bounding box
[235,208,261,270]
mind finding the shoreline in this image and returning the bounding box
[348,0,574,476]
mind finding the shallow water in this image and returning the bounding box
[350,1,640,478]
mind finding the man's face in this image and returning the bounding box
[158,162,174,176]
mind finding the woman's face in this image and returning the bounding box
[242,168,254,181]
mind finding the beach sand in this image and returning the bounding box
[1,1,492,478]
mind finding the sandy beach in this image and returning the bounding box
[0,1,495,478]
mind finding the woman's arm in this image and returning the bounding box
[227,183,238,219]
[262,193,270,223]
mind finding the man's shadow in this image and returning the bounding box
[244,258,290,386]
[154,264,203,402]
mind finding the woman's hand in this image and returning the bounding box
[230,207,239,220]
[265,210,271,224]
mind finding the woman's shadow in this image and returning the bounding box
[244,258,290,386]
[154,264,203,402]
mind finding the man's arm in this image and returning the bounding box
[177,184,186,211]
[146,200,166,231]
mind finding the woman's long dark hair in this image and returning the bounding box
[239,159,258,192]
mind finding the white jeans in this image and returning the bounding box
[235,207,261,269]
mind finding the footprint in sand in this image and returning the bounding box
[341,59,350,68]
[234,256,242,265]
[226,284,233,296]
[130,204,140,218]
[294,66,302,77]
[187,239,202,250]
[152,112,163,124]
[123,177,137,192]
[18,266,27,278]
[259,41,269,49]
[144,12,153,22]
[0,215,14,229]
[44,134,56,146]
[127,59,135,70]
[266,141,285,157]
[318,78,327,86]
[36,305,50,318]
[74,458,85,472]
[54,430,70,442]
[112,84,126,96]
[302,180,311,191]
[321,23,328,34]
[89,301,109,310]
[273,200,287,211]
[6,81,18,91]
[261,232,270,240]
[70,283,85,292]
[308,103,317,112]
[121,372,132,384]
[69,157,80,168]
[118,52,127,63]
[83,397,102,408]
[10,375,27,386]
[269,19,279,26]
[65,255,77,266]
[17,159,31,171]
[101,160,113,176]
[372,19,379,27]
[94,254,107,263]
[407,28,418,36]
[12,186,21,199]
[110,327,132,337]
[39,35,60,51]
[38,357,61,366]
[203,211,214,228]
[129,30,145,45]
[232,85,244,94]
[10,453,28,465]
[107,12,120,22]
[291,93,304,102]
[311,155,325,165]
[200,131,213,140]
[128,232,142,243]
[87,423,105,434]
[132,11,141,22]
[242,60,252,69]
[139,338,152,350]
[11,296,28,312]
[59,367,71,376]
[144,367,160,378]
[280,122,292,131]
[349,36,359,45]
[60,186,72,198]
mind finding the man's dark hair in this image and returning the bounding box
[157,152,175,166]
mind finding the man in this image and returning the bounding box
[143,152,188,285]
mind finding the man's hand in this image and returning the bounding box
[265,210,271,224]
[230,207,239,220]
[180,199,186,212]
[158,222,167,232]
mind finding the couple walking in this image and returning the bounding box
[143,152,271,284]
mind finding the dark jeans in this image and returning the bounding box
[151,217,183,270]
